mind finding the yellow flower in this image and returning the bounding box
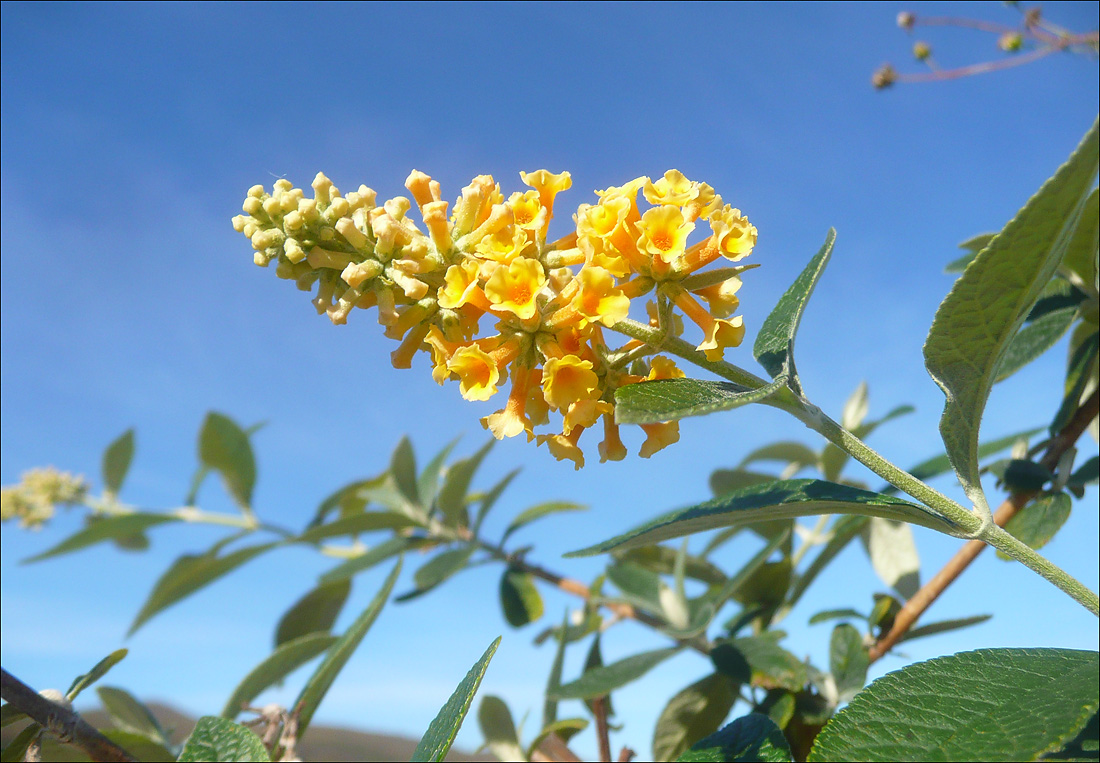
[698,316,746,362]
[520,169,572,225]
[647,356,685,380]
[447,344,502,401]
[538,430,585,470]
[598,416,628,463]
[573,266,630,328]
[694,276,742,318]
[507,190,546,232]
[639,421,680,458]
[438,259,485,310]
[637,205,694,266]
[710,205,757,261]
[542,355,599,410]
[483,363,536,439]
[643,170,696,206]
[485,257,546,321]
[563,399,613,436]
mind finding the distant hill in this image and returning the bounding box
[1,701,495,762]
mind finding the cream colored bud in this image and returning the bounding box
[896,11,915,30]
[262,197,282,217]
[329,197,350,219]
[242,221,258,238]
[336,218,369,250]
[385,196,412,220]
[243,197,264,216]
[405,170,435,209]
[912,41,931,61]
[298,198,320,221]
[247,184,265,198]
[231,215,249,232]
[273,178,293,193]
[284,237,306,264]
[341,260,382,288]
[283,210,304,231]
[312,172,333,204]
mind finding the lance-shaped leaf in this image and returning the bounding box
[97,686,170,746]
[654,673,739,762]
[944,232,997,274]
[897,426,1045,490]
[615,545,728,586]
[102,429,135,496]
[129,540,281,635]
[615,376,789,425]
[398,545,476,600]
[295,558,401,737]
[412,636,501,762]
[704,530,792,614]
[678,713,793,763]
[1051,330,1099,435]
[543,610,570,727]
[550,647,682,700]
[66,648,128,701]
[861,518,920,600]
[739,442,820,474]
[753,229,837,395]
[437,440,494,526]
[477,695,525,762]
[726,635,807,692]
[220,633,337,718]
[390,436,419,506]
[295,512,419,545]
[274,579,351,646]
[199,412,258,510]
[894,614,991,645]
[924,120,1099,503]
[24,513,181,563]
[1061,187,1099,287]
[503,501,586,542]
[830,624,868,703]
[808,648,1099,762]
[567,480,956,558]
[178,717,269,762]
[418,438,459,511]
[319,536,424,584]
[994,305,1078,383]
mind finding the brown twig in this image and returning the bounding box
[869,388,1100,662]
[592,695,612,763]
[0,668,136,763]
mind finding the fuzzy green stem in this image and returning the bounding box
[980,522,1099,615]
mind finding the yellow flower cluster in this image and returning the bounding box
[1,467,88,528]
[233,169,757,468]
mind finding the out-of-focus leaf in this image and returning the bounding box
[726,634,807,692]
[97,686,170,746]
[1061,187,1099,288]
[477,695,525,762]
[102,429,135,496]
[102,730,175,762]
[987,458,1054,492]
[754,228,837,396]
[786,515,867,609]
[66,648,128,701]
[199,412,258,509]
[1045,709,1099,762]
[995,306,1078,383]
[734,558,792,611]
[295,559,401,737]
[129,540,280,635]
[526,718,589,761]
[568,480,956,558]
[894,614,992,645]
[829,624,868,703]
[502,501,586,542]
[606,561,663,612]
[808,609,866,626]
[418,438,460,512]
[808,648,1099,762]
[615,376,789,425]
[841,382,870,431]
[861,518,920,600]
[274,579,351,646]
[220,633,337,718]
[551,647,683,700]
[177,716,269,762]
[296,512,419,545]
[615,546,728,586]
[474,467,520,534]
[1,724,41,762]
[544,610,570,727]
[406,546,476,595]
[710,469,778,496]
[411,636,501,762]
[1052,330,1099,435]
[24,513,180,564]
[1068,455,1099,490]
[319,536,421,584]
[898,427,1045,491]
[499,568,544,628]
[923,119,1098,503]
[821,404,916,482]
[390,436,420,506]
[653,673,739,762]
[869,594,902,634]
[308,474,389,527]
[738,442,820,473]
[437,440,494,526]
[678,713,793,762]
[997,492,1073,558]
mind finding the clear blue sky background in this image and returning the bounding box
[2,2,1098,759]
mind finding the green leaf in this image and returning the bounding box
[731,558,792,610]
[995,306,1078,383]
[390,436,420,506]
[1046,709,1099,761]
[997,493,1073,558]
[503,501,586,542]
[477,695,525,762]
[544,610,570,727]
[615,546,728,586]
[861,518,920,600]
[653,673,739,762]
[199,412,258,509]
[473,467,520,535]
[97,686,170,745]
[1052,330,1100,435]
[0,705,28,729]
[66,648,128,701]
[606,561,663,612]
[499,568,544,628]
[894,614,991,645]
[1,723,40,762]
[568,480,956,558]
[129,540,280,635]
[923,119,1099,503]
[614,376,789,425]
[808,608,866,625]
[220,633,338,718]
[274,579,351,646]
[945,232,997,274]
[405,546,476,596]
[809,648,1099,762]
[295,512,420,545]
[678,713,793,762]
[821,403,916,483]
[739,442,820,474]
[294,559,401,737]
[437,440,494,526]
[900,427,1045,489]
[411,636,501,762]
[710,469,779,496]
[308,474,388,527]
[829,624,868,703]
[102,730,176,762]
[1061,187,1099,288]
[418,438,460,512]
[319,536,420,584]
[178,716,270,762]
[550,647,683,700]
[24,513,181,563]
[1069,456,1099,489]
[727,635,807,692]
[753,228,836,395]
[527,718,589,761]
[102,429,135,496]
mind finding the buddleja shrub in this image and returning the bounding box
[2,117,1097,763]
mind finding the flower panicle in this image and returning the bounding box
[233,168,759,468]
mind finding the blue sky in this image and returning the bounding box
[2,2,1098,759]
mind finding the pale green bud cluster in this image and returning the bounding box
[1,467,88,529]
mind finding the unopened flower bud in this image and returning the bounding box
[262,197,282,217]
[247,185,265,199]
[242,197,264,217]
[231,215,249,233]
[897,11,915,30]
[273,178,293,194]
[872,64,897,90]
[912,41,931,61]
[999,32,1024,52]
